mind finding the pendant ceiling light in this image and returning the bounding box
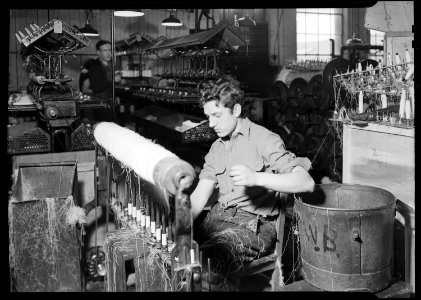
[114,9,144,17]
[162,10,182,27]
[78,10,99,37]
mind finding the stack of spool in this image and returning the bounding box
[267,74,342,181]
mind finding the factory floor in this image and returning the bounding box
[85,271,273,292]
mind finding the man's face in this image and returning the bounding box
[203,100,238,138]
[97,43,112,62]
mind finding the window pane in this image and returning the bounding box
[318,14,331,34]
[319,38,332,55]
[297,33,306,54]
[331,15,342,35]
[333,35,342,55]
[306,9,320,13]
[317,8,332,14]
[306,34,319,54]
[297,13,306,33]
[305,14,318,34]
[332,8,343,14]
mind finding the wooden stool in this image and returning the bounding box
[104,228,171,292]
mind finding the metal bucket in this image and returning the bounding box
[295,183,396,292]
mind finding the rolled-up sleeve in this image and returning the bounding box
[198,144,218,182]
[260,133,312,174]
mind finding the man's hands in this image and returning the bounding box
[229,165,258,187]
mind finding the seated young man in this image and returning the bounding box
[191,76,315,290]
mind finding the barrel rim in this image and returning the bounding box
[295,183,396,212]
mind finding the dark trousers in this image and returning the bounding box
[195,202,277,276]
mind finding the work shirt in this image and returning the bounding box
[88,58,112,98]
[199,117,311,217]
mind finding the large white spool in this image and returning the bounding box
[94,122,178,185]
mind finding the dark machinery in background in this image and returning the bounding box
[323,33,384,110]
[8,18,110,155]
[264,34,384,183]
[115,21,250,149]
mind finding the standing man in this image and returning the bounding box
[81,40,116,98]
[191,76,315,290]
[80,40,121,123]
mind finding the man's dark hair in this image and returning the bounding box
[200,75,244,111]
[96,40,111,51]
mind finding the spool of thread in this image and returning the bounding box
[15,33,22,43]
[145,215,151,229]
[357,62,362,72]
[405,99,412,120]
[29,23,37,31]
[132,205,137,221]
[25,27,31,35]
[409,86,414,118]
[18,31,25,38]
[136,208,141,224]
[395,52,401,65]
[405,49,412,63]
[381,94,387,109]
[156,227,161,243]
[405,64,414,81]
[162,232,167,248]
[128,202,133,218]
[151,221,156,235]
[399,90,407,119]
[190,249,195,264]
[358,91,364,114]
[140,213,146,228]
[387,53,392,66]
[396,53,402,71]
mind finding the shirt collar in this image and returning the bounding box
[216,117,252,144]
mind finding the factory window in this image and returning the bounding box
[369,29,385,62]
[296,8,344,62]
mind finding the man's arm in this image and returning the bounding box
[229,165,315,194]
[82,78,93,94]
[190,178,216,220]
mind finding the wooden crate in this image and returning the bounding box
[9,162,82,292]
[342,123,415,291]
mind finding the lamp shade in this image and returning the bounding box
[114,9,144,17]
[161,14,182,27]
[78,23,99,37]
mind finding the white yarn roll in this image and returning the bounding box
[409,86,414,118]
[162,233,167,246]
[128,203,132,217]
[145,216,150,228]
[190,249,195,264]
[405,49,412,63]
[151,221,155,234]
[132,205,137,218]
[399,90,407,118]
[381,94,387,108]
[156,227,161,242]
[136,209,141,223]
[140,214,146,227]
[94,122,178,184]
[405,99,412,120]
[358,91,364,114]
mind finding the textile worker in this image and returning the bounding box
[81,40,121,98]
[190,76,315,289]
[80,40,121,124]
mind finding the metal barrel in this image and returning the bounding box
[295,183,396,292]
